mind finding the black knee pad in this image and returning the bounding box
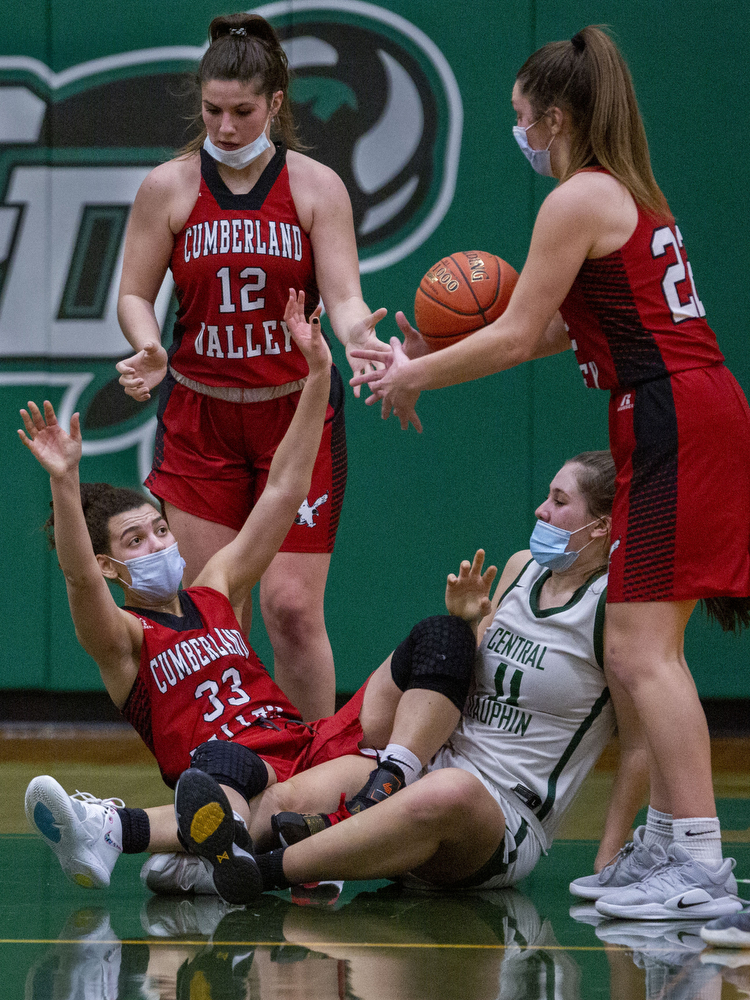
[390,615,476,711]
[190,740,269,801]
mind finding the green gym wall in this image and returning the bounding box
[1,1,747,698]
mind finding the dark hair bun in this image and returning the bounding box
[208,13,281,50]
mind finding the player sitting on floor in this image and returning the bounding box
[20,295,484,894]
[167,453,686,908]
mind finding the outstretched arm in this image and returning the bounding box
[346,174,613,428]
[115,165,178,400]
[18,402,141,705]
[197,291,332,605]
[297,156,391,396]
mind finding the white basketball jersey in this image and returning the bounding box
[433,558,614,848]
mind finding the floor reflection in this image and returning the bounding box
[22,882,749,1000]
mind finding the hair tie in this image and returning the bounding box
[229,27,247,36]
[571,32,585,52]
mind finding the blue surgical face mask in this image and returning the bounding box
[110,542,186,603]
[203,113,272,170]
[529,519,599,572]
[512,120,554,177]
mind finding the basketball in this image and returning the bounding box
[413,251,519,351]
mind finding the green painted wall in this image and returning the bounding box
[1,1,747,699]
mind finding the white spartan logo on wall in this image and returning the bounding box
[295,493,329,527]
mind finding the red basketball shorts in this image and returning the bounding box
[607,364,750,602]
[146,366,346,553]
[237,678,371,783]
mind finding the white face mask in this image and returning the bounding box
[203,113,272,170]
[512,120,554,177]
[109,542,186,604]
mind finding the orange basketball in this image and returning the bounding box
[413,251,519,351]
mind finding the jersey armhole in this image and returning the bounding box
[496,556,534,606]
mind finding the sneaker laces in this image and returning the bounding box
[600,839,636,876]
[70,791,125,838]
[72,791,126,809]
[632,851,729,895]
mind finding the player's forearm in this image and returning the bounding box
[49,472,105,588]
[325,295,371,346]
[595,748,649,870]
[117,293,162,352]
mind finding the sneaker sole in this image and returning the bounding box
[569,881,615,901]
[175,770,261,906]
[24,776,111,889]
[596,896,744,920]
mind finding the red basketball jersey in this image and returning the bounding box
[169,144,319,389]
[559,180,724,391]
[121,587,301,786]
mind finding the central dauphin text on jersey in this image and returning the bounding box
[463,625,549,736]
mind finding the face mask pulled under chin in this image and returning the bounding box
[110,542,186,604]
[529,519,599,572]
[512,124,554,177]
[203,119,272,170]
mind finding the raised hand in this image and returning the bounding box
[345,307,390,397]
[116,341,168,401]
[445,549,498,624]
[18,400,82,478]
[284,289,332,376]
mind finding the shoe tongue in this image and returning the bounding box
[71,797,88,821]
[651,841,669,861]
[668,842,693,863]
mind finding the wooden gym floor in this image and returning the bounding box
[2,724,750,1000]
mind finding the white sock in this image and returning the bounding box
[643,806,673,852]
[672,816,723,865]
[382,744,422,786]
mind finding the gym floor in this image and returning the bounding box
[2,724,750,1000]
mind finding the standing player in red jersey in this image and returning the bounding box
[350,26,750,920]
[115,13,389,722]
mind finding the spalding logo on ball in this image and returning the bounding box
[414,251,519,351]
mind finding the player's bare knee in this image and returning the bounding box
[263,593,325,651]
[404,769,476,827]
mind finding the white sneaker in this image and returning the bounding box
[569,826,667,900]
[25,776,123,889]
[140,852,218,895]
[595,843,743,920]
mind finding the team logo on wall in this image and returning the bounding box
[0,1,461,467]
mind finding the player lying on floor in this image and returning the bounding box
[20,295,485,893]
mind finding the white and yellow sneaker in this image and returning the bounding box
[25,775,123,889]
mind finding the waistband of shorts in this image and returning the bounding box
[169,366,307,403]
[609,361,725,394]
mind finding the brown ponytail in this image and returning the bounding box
[516,25,670,218]
[180,12,302,156]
